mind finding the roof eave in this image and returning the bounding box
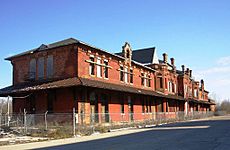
[4,38,79,61]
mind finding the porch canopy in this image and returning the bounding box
[0,77,185,101]
[188,99,214,105]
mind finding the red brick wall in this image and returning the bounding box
[55,88,75,113]
[13,98,26,113]
[77,44,156,92]
[11,44,76,85]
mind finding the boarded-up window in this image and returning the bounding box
[29,59,36,79]
[38,57,44,79]
[47,55,54,78]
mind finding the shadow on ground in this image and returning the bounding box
[36,118,230,150]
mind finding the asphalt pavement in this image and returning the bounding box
[38,115,230,150]
[2,115,230,150]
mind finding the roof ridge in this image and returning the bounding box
[5,37,79,60]
[47,37,78,46]
[133,47,155,51]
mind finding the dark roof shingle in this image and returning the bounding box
[5,38,79,60]
[116,47,156,64]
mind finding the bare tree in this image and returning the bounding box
[218,99,230,114]
[0,97,12,114]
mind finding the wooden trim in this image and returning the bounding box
[117,69,135,75]
[85,60,112,69]
[139,75,152,80]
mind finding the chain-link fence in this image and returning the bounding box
[0,110,215,138]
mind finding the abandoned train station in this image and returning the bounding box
[0,38,215,123]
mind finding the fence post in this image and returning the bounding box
[0,113,1,127]
[24,109,27,134]
[73,108,76,137]
[45,111,48,130]
[7,96,10,127]
[0,100,3,127]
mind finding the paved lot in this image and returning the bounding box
[2,115,230,150]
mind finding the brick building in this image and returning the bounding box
[0,38,215,123]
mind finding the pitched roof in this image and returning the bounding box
[5,38,157,73]
[5,38,79,60]
[116,47,157,64]
[132,47,156,64]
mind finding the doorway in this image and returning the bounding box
[90,92,99,123]
[47,91,55,113]
[101,94,109,123]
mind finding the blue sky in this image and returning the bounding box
[0,0,230,101]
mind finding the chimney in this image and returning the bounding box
[201,79,204,85]
[186,68,190,76]
[170,58,175,66]
[181,65,185,73]
[163,53,168,63]
[201,79,204,90]
[189,70,192,78]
